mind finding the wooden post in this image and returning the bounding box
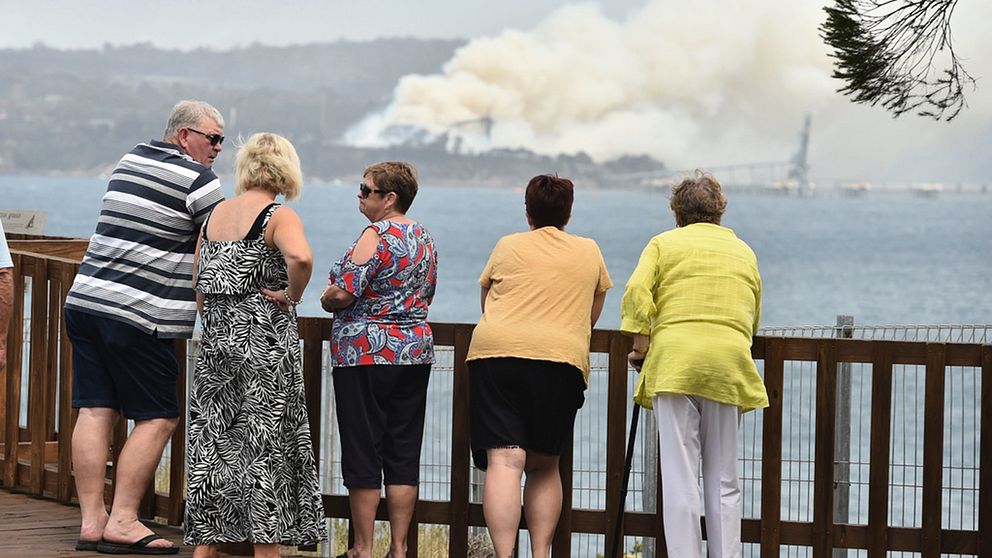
[603,331,631,557]
[812,339,838,558]
[29,257,50,496]
[920,343,946,558]
[866,342,892,558]
[166,339,188,525]
[56,262,76,504]
[759,337,784,558]
[979,345,991,558]
[4,253,25,488]
[448,324,472,557]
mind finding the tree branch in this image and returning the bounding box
[820,0,976,121]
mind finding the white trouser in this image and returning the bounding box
[653,393,742,558]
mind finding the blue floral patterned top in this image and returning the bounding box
[328,220,438,367]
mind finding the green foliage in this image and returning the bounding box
[820,0,976,121]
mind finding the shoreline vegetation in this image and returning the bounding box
[0,41,665,190]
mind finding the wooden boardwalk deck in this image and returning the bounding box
[0,489,234,557]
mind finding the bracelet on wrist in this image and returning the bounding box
[283,289,303,306]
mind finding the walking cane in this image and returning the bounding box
[609,402,641,558]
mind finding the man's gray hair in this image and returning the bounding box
[163,100,224,140]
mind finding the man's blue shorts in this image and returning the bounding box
[65,308,180,420]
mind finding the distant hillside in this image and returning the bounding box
[0,40,665,186]
[0,40,464,175]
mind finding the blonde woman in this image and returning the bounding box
[186,133,325,558]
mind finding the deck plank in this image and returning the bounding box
[0,489,236,557]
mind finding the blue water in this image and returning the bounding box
[2,174,990,327]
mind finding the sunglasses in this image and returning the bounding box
[359,183,388,199]
[187,128,225,146]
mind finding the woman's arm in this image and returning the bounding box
[262,206,313,311]
[193,233,205,316]
[590,291,607,327]
[320,283,355,311]
[479,286,489,313]
[627,333,650,371]
[320,226,381,311]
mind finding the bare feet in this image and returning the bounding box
[101,517,176,549]
[193,544,219,558]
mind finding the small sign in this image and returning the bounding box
[0,210,47,234]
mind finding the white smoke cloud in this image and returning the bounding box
[347,0,992,181]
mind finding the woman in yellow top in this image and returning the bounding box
[621,171,767,558]
[466,174,612,558]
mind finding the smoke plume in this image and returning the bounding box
[346,0,992,181]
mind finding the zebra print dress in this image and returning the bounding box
[185,203,325,546]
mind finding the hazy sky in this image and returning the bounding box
[0,0,646,49]
[3,0,991,183]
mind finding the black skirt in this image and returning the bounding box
[468,357,586,470]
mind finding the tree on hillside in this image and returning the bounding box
[820,0,976,121]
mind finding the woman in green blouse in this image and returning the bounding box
[620,171,767,558]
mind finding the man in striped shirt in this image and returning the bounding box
[65,100,225,554]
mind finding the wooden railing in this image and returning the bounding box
[2,240,990,558]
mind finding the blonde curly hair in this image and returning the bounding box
[234,133,302,200]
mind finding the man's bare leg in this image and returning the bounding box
[100,417,178,549]
[72,407,118,543]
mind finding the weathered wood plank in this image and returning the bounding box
[981,345,992,558]
[167,339,188,526]
[866,342,892,558]
[921,343,946,558]
[760,337,785,558]
[0,489,242,557]
[56,262,77,504]
[812,339,838,558]
[4,252,25,488]
[447,324,472,557]
[29,256,50,496]
[603,331,631,558]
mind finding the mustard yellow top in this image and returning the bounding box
[620,223,767,411]
[466,226,613,382]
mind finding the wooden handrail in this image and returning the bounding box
[1,242,988,557]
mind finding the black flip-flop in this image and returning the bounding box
[75,539,100,551]
[96,534,179,555]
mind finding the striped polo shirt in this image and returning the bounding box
[64,140,224,338]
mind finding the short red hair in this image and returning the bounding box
[525,174,574,229]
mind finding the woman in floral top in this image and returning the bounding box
[320,161,437,558]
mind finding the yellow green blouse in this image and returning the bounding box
[620,223,768,411]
